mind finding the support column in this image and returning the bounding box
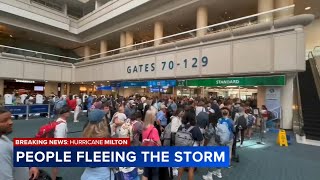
[258,0,274,23]
[125,31,134,51]
[120,32,126,53]
[196,6,208,37]
[84,46,90,61]
[95,0,103,9]
[257,87,266,109]
[45,82,58,97]
[62,3,68,15]
[0,79,4,96]
[275,0,294,19]
[281,74,294,129]
[100,40,108,58]
[154,21,164,46]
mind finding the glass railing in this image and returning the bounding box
[0,45,78,63]
[79,5,295,61]
[0,5,295,63]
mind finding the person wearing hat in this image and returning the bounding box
[81,109,115,180]
[125,100,136,118]
[52,105,71,180]
[156,104,168,134]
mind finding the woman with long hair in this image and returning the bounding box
[142,110,161,180]
[81,109,114,180]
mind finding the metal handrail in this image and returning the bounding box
[0,45,78,60]
[0,5,294,62]
[79,4,295,61]
[295,73,304,135]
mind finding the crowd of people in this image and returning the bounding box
[1,92,275,180]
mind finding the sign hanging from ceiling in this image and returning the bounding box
[179,75,285,87]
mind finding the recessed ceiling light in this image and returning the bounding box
[9,35,13,37]
[305,7,311,10]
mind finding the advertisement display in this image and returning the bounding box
[265,87,281,120]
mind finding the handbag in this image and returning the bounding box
[142,127,159,146]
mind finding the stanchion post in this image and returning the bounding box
[48,104,51,119]
[257,117,265,145]
[26,105,29,120]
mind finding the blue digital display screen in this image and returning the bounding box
[147,80,176,87]
[96,86,113,91]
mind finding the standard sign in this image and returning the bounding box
[177,75,286,87]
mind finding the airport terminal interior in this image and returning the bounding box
[0,0,320,179]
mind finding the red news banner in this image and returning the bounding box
[13,138,131,147]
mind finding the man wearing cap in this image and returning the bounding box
[52,106,71,180]
[124,100,136,118]
[156,104,168,132]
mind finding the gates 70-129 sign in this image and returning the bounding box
[126,56,209,74]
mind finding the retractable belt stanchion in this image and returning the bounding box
[26,105,29,120]
[257,114,265,145]
[48,104,51,119]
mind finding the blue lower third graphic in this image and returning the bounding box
[14,146,229,167]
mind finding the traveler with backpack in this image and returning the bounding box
[202,113,223,180]
[177,112,203,180]
[217,108,234,166]
[0,107,40,180]
[196,109,209,146]
[81,109,115,180]
[234,107,248,147]
[245,109,256,139]
[52,106,71,180]
[142,110,161,180]
[130,112,143,146]
[110,106,127,137]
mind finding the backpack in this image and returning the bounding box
[231,106,240,120]
[117,119,133,139]
[161,122,172,146]
[247,114,255,127]
[237,115,247,129]
[216,119,232,145]
[54,100,64,111]
[35,121,63,138]
[142,127,160,146]
[137,103,144,112]
[175,125,194,146]
[204,123,218,145]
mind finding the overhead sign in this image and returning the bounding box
[96,86,113,91]
[147,80,176,87]
[184,75,285,87]
[120,81,147,87]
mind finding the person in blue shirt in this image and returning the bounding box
[156,104,168,129]
[218,107,234,168]
[87,94,93,111]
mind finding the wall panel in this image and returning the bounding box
[233,37,272,73]
[0,59,24,78]
[24,62,45,80]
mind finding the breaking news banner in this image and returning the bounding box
[13,138,229,168]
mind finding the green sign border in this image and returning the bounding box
[178,75,286,87]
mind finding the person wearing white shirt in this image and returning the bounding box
[52,106,70,180]
[74,96,82,122]
[195,101,206,116]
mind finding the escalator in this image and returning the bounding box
[298,59,320,141]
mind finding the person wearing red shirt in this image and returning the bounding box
[67,95,77,111]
